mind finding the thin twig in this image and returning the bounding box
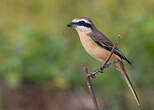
[84,66,99,110]
[83,35,120,110]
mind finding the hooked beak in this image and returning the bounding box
[67,22,75,27]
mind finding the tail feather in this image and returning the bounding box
[116,61,140,106]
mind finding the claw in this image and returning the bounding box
[88,72,96,78]
[98,67,104,73]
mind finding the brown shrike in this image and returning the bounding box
[67,17,140,106]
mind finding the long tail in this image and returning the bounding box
[115,61,140,106]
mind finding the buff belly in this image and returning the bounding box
[78,32,121,63]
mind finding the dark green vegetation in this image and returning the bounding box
[0,0,154,110]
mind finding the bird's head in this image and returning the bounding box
[67,17,95,34]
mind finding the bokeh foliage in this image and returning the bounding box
[0,0,154,110]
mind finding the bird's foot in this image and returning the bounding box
[97,66,104,73]
[88,72,96,78]
[88,66,104,78]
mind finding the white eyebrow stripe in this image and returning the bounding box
[72,18,91,24]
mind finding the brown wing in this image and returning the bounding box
[88,31,131,64]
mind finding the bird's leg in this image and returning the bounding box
[88,60,120,78]
[100,62,113,72]
[88,68,100,78]
[88,62,113,78]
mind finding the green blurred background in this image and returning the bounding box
[0,0,154,110]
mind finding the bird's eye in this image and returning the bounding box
[78,21,85,25]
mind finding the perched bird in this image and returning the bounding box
[67,17,140,106]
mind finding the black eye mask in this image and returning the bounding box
[75,21,92,28]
